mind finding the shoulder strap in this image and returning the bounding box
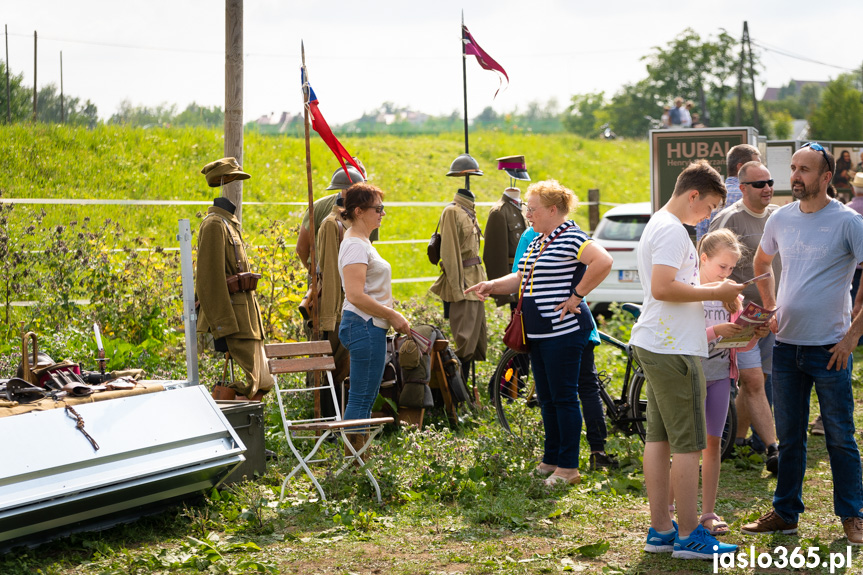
[434,202,456,234]
[219,217,245,273]
[457,204,484,239]
[522,224,573,285]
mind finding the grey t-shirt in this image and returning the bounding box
[709,200,782,306]
[761,199,863,345]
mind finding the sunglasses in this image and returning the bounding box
[740,179,774,189]
[371,204,385,214]
[801,142,832,171]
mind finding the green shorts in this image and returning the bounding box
[632,346,707,454]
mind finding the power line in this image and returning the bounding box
[7,30,649,61]
[750,38,858,73]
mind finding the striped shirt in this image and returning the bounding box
[518,220,592,339]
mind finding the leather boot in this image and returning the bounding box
[211,384,236,401]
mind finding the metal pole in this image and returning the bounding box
[744,22,760,132]
[177,219,199,387]
[461,11,470,191]
[224,0,244,222]
[5,25,10,123]
[60,51,64,124]
[735,22,744,126]
[32,31,36,123]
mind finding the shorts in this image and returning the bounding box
[737,331,775,372]
[632,346,707,454]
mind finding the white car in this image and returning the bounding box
[589,202,651,314]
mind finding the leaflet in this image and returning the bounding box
[713,302,777,349]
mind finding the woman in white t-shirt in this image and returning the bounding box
[338,183,410,422]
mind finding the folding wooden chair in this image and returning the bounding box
[266,340,393,503]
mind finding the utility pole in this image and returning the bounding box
[60,51,64,124]
[32,31,36,123]
[224,0,244,222]
[735,21,759,131]
[5,25,10,124]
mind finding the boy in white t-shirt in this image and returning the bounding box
[632,160,744,560]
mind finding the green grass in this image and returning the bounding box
[0,124,650,301]
[4,364,863,575]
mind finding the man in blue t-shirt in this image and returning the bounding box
[743,143,863,545]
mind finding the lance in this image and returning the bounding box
[301,41,322,418]
[301,41,320,343]
[461,10,470,191]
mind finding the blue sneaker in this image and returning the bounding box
[644,521,678,553]
[672,524,737,560]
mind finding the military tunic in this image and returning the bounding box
[429,192,488,362]
[196,206,274,398]
[483,193,527,306]
[316,204,351,387]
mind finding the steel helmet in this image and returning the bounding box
[446,153,483,177]
[326,165,366,190]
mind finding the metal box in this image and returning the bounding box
[217,400,266,484]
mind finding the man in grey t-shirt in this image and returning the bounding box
[708,161,780,472]
[742,143,863,545]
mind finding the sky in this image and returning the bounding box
[3,0,861,125]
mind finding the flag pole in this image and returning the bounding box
[301,41,320,344]
[461,10,470,191]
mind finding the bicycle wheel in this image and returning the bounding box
[628,366,647,443]
[630,370,738,453]
[720,396,738,460]
[491,348,540,436]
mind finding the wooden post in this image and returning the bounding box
[224,0,244,222]
[59,51,64,124]
[32,31,36,123]
[588,188,600,233]
[5,25,10,123]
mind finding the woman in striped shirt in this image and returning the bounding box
[467,180,612,485]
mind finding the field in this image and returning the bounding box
[0,124,651,302]
[5,125,862,574]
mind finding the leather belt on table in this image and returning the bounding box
[463,257,482,267]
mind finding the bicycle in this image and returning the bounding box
[491,304,737,459]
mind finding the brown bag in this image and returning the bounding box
[503,299,529,353]
[503,224,574,353]
[226,271,261,294]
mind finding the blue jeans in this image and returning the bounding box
[579,342,608,452]
[772,342,863,522]
[339,310,387,421]
[529,327,589,469]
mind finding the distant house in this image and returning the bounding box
[761,79,829,101]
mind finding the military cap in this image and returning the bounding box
[201,157,251,188]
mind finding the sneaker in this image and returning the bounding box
[589,451,620,471]
[765,444,779,475]
[810,415,825,436]
[843,517,863,546]
[741,509,798,535]
[645,521,678,553]
[672,524,737,560]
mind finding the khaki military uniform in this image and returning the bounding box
[315,204,350,386]
[483,193,527,306]
[196,206,274,398]
[429,193,488,362]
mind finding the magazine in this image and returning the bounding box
[713,302,778,349]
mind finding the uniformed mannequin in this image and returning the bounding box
[484,155,529,307]
[429,154,488,376]
[196,157,274,400]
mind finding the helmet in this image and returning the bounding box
[446,153,483,177]
[326,165,366,190]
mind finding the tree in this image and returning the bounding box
[641,28,741,127]
[473,105,499,126]
[605,79,662,138]
[174,102,223,128]
[108,100,176,127]
[0,61,36,122]
[808,74,863,141]
[562,92,605,137]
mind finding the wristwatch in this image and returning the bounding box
[571,288,585,300]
